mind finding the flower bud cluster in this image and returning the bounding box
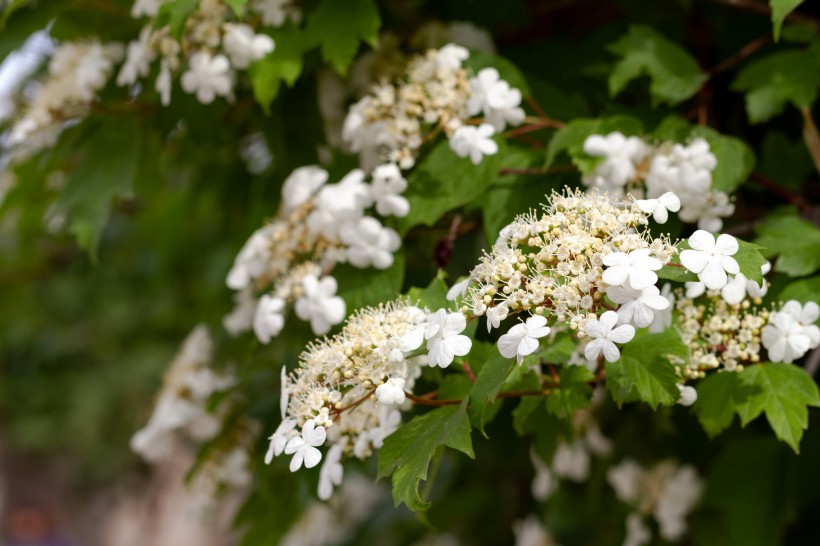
[4,40,124,159]
[342,44,524,169]
[130,325,237,462]
[607,459,702,544]
[265,300,472,499]
[454,188,676,365]
[224,164,408,340]
[119,0,284,105]
[582,132,734,232]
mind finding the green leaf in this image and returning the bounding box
[732,49,820,123]
[607,25,706,105]
[406,273,449,311]
[377,402,474,511]
[735,363,820,452]
[305,0,380,75]
[463,51,531,97]
[657,264,699,283]
[771,0,806,41]
[397,138,508,234]
[223,0,247,16]
[479,145,541,244]
[694,371,759,436]
[605,329,687,409]
[249,24,305,114]
[758,132,814,190]
[690,126,756,193]
[544,115,643,170]
[754,213,820,277]
[468,350,515,434]
[336,252,405,313]
[779,275,820,303]
[155,0,199,39]
[734,239,769,284]
[546,365,594,419]
[55,118,143,259]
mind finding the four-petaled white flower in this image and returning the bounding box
[761,302,818,363]
[635,192,681,224]
[583,132,649,189]
[608,285,670,328]
[284,419,326,472]
[779,300,820,348]
[180,52,234,104]
[679,230,739,290]
[294,274,346,335]
[264,417,297,464]
[222,23,275,70]
[253,294,285,343]
[497,315,551,365]
[449,123,498,165]
[307,169,372,240]
[602,249,663,290]
[376,377,406,405]
[317,443,344,500]
[424,309,472,368]
[371,164,410,217]
[721,262,770,305]
[340,217,401,269]
[584,310,635,362]
[435,43,469,71]
[486,303,509,333]
[467,67,525,131]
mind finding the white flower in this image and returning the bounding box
[721,264,769,305]
[648,284,675,333]
[226,225,272,290]
[424,309,472,368]
[583,132,649,189]
[584,310,635,362]
[685,281,706,299]
[294,275,346,335]
[635,192,681,224]
[317,443,344,500]
[369,405,401,448]
[253,294,285,343]
[280,366,289,419]
[446,278,470,301]
[486,303,509,333]
[654,465,702,541]
[307,169,372,240]
[530,450,555,501]
[116,27,153,87]
[251,0,299,26]
[264,417,297,463]
[602,249,662,290]
[132,0,165,17]
[762,312,812,363]
[376,378,406,405]
[222,23,275,69]
[281,165,327,211]
[156,59,172,106]
[449,123,498,165]
[624,513,651,546]
[371,164,410,217]
[676,384,697,406]
[340,217,401,269]
[512,515,556,546]
[680,230,740,290]
[180,52,234,104]
[608,284,670,328]
[467,68,525,131]
[779,300,820,348]
[497,315,551,365]
[223,288,256,336]
[284,419,326,472]
[552,441,590,482]
[435,43,469,71]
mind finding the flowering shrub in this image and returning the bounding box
[2,0,820,545]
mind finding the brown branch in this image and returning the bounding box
[462,362,476,384]
[801,107,820,179]
[749,172,810,213]
[705,0,820,27]
[708,34,772,78]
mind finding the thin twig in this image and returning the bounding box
[708,34,772,77]
[749,173,810,213]
[806,347,820,376]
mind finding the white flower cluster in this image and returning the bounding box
[119,0,281,105]
[224,164,408,341]
[762,300,820,364]
[264,299,471,500]
[454,188,678,366]
[342,44,525,169]
[513,515,561,546]
[4,40,123,159]
[582,132,734,232]
[607,459,703,545]
[130,325,236,462]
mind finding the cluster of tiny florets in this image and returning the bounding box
[582,132,733,232]
[343,44,525,169]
